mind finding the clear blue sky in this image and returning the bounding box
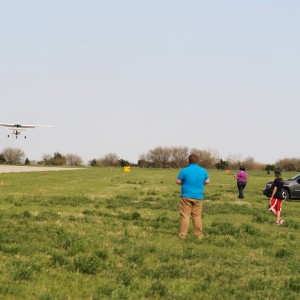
[1,1,299,164]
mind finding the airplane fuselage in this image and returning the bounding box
[7,128,23,138]
[13,128,22,136]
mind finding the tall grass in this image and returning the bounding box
[0,168,299,299]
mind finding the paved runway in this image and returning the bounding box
[0,165,83,173]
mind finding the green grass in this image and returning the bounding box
[0,168,299,299]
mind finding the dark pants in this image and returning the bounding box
[237,181,247,199]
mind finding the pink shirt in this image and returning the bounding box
[237,171,247,182]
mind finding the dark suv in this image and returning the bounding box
[263,173,300,200]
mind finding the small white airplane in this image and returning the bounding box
[0,123,54,139]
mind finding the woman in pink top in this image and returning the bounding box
[234,166,248,199]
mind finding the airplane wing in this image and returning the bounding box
[0,123,54,128]
[18,125,54,128]
[0,123,19,128]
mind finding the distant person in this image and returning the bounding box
[233,166,248,199]
[269,169,285,225]
[176,154,210,240]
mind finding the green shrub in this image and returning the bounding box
[51,252,68,267]
[286,277,300,292]
[12,263,34,281]
[73,254,102,274]
[146,281,167,298]
[22,211,32,218]
[275,248,293,258]
[208,221,239,236]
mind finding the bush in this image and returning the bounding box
[276,158,300,172]
[74,254,102,274]
[0,153,6,164]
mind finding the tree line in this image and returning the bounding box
[0,146,300,172]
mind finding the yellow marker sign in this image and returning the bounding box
[123,166,131,172]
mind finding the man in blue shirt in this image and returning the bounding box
[176,154,210,239]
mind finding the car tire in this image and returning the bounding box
[282,189,290,201]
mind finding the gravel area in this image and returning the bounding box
[0,165,84,173]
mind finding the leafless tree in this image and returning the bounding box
[242,156,255,170]
[170,146,189,168]
[191,148,219,169]
[2,147,25,165]
[138,153,148,168]
[97,153,119,167]
[65,154,84,166]
[146,147,171,168]
[276,158,300,172]
[226,153,243,169]
[42,154,52,164]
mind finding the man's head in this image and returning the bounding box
[274,169,281,177]
[188,154,198,164]
[240,166,245,171]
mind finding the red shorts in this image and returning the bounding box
[269,198,282,212]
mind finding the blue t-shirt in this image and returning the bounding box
[177,163,209,200]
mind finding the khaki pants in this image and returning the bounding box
[179,197,203,239]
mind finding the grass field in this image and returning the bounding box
[0,167,299,299]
